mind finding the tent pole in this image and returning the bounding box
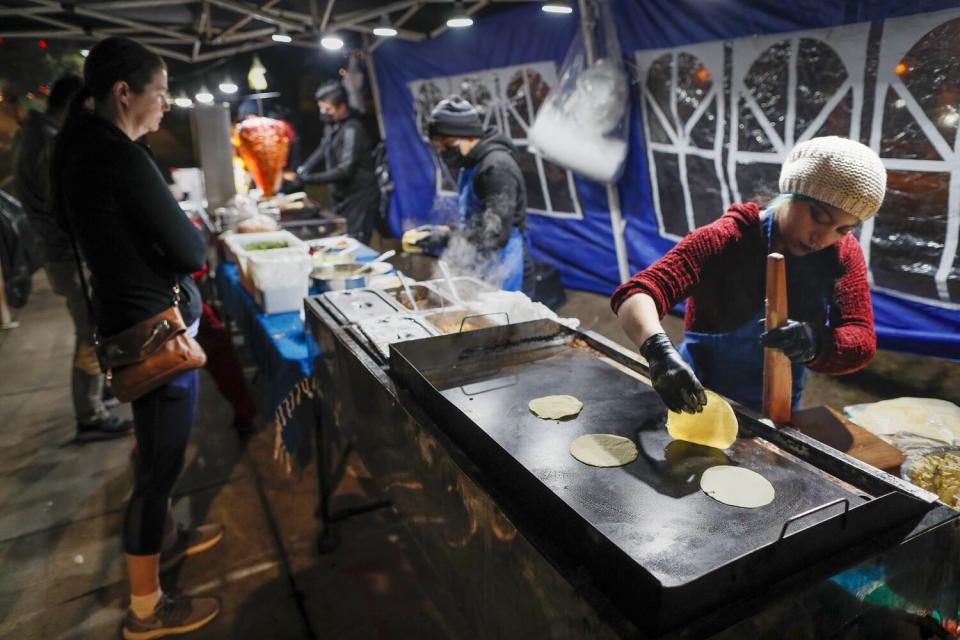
[579,0,630,283]
[364,35,387,140]
[607,183,630,283]
[578,0,596,66]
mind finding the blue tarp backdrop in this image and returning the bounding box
[372,0,960,360]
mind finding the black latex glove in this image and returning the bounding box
[760,319,821,363]
[640,332,707,414]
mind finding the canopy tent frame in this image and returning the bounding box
[0,0,541,64]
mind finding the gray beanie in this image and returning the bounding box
[427,95,483,138]
[779,136,887,221]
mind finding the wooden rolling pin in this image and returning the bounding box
[763,253,792,424]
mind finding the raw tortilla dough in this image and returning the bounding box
[700,465,775,508]
[529,395,583,420]
[666,389,738,449]
[569,434,638,467]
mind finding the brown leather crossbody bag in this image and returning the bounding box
[66,220,206,403]
[94,282,207,402]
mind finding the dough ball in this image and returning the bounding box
[529,395,583,420]
[699,465,775,508]
[570,434,638,467]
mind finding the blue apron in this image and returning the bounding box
[678,212,810,411]
[457,166,526,292]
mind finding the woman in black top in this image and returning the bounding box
[51,38,219,638]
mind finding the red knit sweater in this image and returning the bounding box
[611,203,876,375]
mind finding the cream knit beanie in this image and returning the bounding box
[778,136,887,221]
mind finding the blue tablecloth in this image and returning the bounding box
[215,241,380,468]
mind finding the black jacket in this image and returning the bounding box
[14,110,67,263]
[0,190,35,307]
[296,111,377,208]
[52,113,205,337]
[458,129,528,253]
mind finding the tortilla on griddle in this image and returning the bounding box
[529,395,583,420]
[700,465,775,508]
[570,434,638,468]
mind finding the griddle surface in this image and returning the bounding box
[433,347,860,587]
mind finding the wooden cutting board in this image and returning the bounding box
[790,405,906,473]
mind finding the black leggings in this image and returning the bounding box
[124,370,198,555]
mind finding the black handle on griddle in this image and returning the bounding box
[458,374,520,397]
[777,497,849,542]
[459,311,509,333]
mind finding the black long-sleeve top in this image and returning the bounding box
[52,112,205,337]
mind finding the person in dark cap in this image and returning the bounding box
[423,95,534,294]
[295,81,379,243]
[14,73,133,441]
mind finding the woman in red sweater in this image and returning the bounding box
[613,136,886,414]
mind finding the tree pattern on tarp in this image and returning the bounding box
[635,12,960,307]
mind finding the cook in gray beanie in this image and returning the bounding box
[413,95,534,295]
[427,95,484,138]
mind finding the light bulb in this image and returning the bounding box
[195,88,214,104]
[248,55,268,91]
[219,80,238,94]
[541,3,573,14]
[374,15,397,37]
[321,35,344,50]
[447,1,472,27]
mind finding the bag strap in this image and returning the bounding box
[62,211,181,344]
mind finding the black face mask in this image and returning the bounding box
[440,145,466,168]
[319,113,335,125]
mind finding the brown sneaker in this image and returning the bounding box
[159,524,224,573]
[122,593,219,639]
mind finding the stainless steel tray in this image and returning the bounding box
[421,309,506,334]
[383,283,457,312]
[357,314,441,360]
[318,288,404,325]
[423,276,496,303]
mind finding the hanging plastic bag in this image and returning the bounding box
[529,0,629,183]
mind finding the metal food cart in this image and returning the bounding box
[305,292,960,639]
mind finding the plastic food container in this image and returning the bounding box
[247,250,311,314]
[223,230,307,273]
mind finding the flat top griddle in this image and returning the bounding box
[389,320,937,635]
[436,346,861,585]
